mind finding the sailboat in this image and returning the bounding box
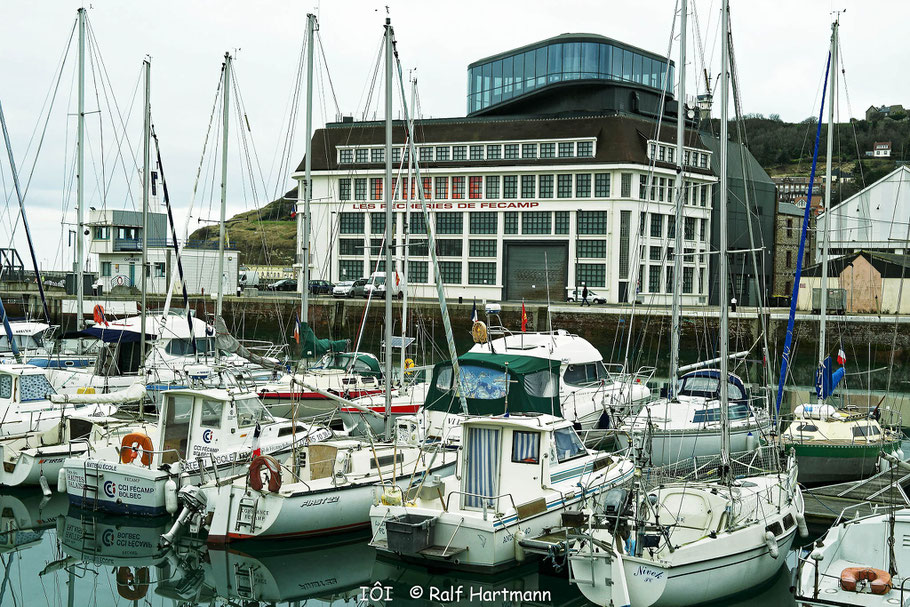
[569,3,805,604]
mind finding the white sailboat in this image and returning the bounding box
[569,4,806,604]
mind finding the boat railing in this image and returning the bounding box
[111,445,183,469]
[443,490,519,517]
[643,445,782,487]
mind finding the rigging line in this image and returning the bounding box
[835,38,865,187]
[85,21,109,210]
[268,27,307,199]
[316,31,342,118]
[362,37,385,122]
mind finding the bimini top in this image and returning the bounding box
[425,352,560,416]
[469,329,602,365]
[80,313,212,344]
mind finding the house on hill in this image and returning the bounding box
[798,250,910,314]
[866,104,905,121]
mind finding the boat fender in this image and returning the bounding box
[880,457,891,474]
[514,528,526,562]
[745,431,756,452]
[840,567,892,594]
[57,468,67,493]
[116,566,150,600]
[249,455,282,493]
[120,432,154,467]
[165,479,178,515]
[796,512,809,538]
[380,486,403,506]
[39,473,51,497]
[764,531,779,558]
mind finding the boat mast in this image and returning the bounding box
[719,0,731,477]
[817,19,838,405]
[400,73,415,386]
[383,18,394,441]
[140,58,150,382]
[216,52,231,363]
[299,13,316,341]
[669,0,687,400]
[76,8,86,333]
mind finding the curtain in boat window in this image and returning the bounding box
[511,431,540,463]
[0,375,10,399]
[19,374,55,401]
[464,427,500,508]
[524,369,559,398]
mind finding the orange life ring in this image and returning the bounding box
[840,567,892,594]
[249,454,282,492]
[116,566,149,600]
[120,432,154,467]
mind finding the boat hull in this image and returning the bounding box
[0,443,89,488]
[615,422,764,467]
[64,459,173,516]
[786,440,900,484]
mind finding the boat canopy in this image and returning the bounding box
[80,313,211,344]
[425,352,560,416]
[300,321,349,358]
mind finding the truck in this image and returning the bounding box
[811,288,846,315]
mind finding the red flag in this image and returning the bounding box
[837,348,846,365]
[521,301,528,332]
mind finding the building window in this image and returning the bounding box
[577,240,606,258]
[700,184,709,206]
[410,211,427,235]
[339,238,361,255]
[392,147,401,163]
[578,211,607,235]
[594,173,610,197]
[684,217,696,240]
[410,239,428,255]
[619,210,631,279]
[452,145,467,160]
[339,178,351,201]
[650,214,663,238]
[154,262,166,278]
[101,261,112,277]
[576,263,606,287]
[438,261,461,284]
[555,211,570,234]
[665,266,674,294]
[558,142,574,157]
[522,143,537,158]
[649,245,662,261]
[370,178,383,200]
[420,177,432,200]
[639,213,646,236]
[577,141,593,157]
[465,176,482,200]
[503,175,518,199]
[339,259,363,280]
[486,144,502,160]
[371,212,393,234]
[786,218,793,238]
[470,212,497,234]
[435,177,448,199]
[648,266,661,293]
[576,174,591,197]
[557,174,573,198]
[658,146,666,162]
[468,262,496,285]
[668,216,676,239]
[658,177,666,202]
[354,178,367,200]
[355,148,369,163]
[93,226,109,240]
[521,175,536,198]
[785,250,792,268]
[371,148,384,163]
[621,173,632,197]
[485,175,500,199]
[469,239,497,257]
[470,145,484,160]
[419,147,433,162]
[540,142,556,158]
[504,144,519,159]
[522,211,551,234]
[639,174,648,201]
[436,239,463,256]
[436,212,463,235]
[436,146,450,161]
[339,212,365,234]
[539,174,554,198]
[700,218,708,241]
[408,260,428,283]
[700,153,708,169]
[504,212,519,234]
[451,176,465,200]
[339,149,353,163]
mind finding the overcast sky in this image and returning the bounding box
[0,0,905,273]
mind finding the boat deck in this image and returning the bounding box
[803,468,910,523]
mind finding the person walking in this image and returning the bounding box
[581,282,590,307]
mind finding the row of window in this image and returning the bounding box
[638,175,710,206]
[93,226,140,240]
[338,210,610,236]
[647,141,711,170]
[338,139,595,165]
[640,265,706,294]
[639,212,709,242]
[338,236,609,260]
[100,261,166,278]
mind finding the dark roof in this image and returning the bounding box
[803,250,910,279]
[468,33,673,69]
[301,113,711,174]
[699,135,773,186]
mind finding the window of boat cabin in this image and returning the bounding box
[554,427,586,463]
[464,425,501,509]
[512,431,541,464]
[678,375,745,400]
[692,403,752,424]
[456,365,508,399]
[564,362,609,386]
[19,374,55,401]
[200,399,224,429]
[0,334,41,353]
[162,394,194,464]
[852,425,881,438]
[235,397,274,428]
[0,375,11,399]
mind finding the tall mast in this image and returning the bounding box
[383,18,394,441]
[400,73,415,384]
[140,58,150,389]
[669,0,687,400]
[299,13,316,334]
[719,0,731,476]
[817,19,838,402]
[76,8,86,332]
[216,53,231,362]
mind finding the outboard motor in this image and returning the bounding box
[160,486,208,547]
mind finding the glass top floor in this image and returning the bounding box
[467,35,674,115]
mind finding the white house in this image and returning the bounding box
[873,141,892,158]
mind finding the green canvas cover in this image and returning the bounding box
[300,321,349,358]
[424,351,560,416]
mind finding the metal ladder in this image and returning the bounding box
[81,462,100,511]
[79,513,98,559]
[234,496,259,534]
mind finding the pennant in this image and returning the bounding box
[837,348,846,366]
[471,298,478,323]
[294,311,301,345]
[521,301,528,332]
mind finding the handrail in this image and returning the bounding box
[443,489,519,514]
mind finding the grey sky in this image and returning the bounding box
[0,0,904,272]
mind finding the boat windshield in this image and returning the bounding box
[678,376,746,400]
[235,397,274,428]
[19,374,56,401]
[163,337,216,357]
[554,427,587,463]
[563,362,610,386]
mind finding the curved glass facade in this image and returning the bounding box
[467,39,674,115]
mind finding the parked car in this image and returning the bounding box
[309,279,333,295]
[266,278,297,292]
[349,278,369,298]
[566,286,606,304]
[332,280,355,298]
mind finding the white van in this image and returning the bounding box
[363,271,403,299]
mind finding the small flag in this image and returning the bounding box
[252,422,262,457]
[471,298,478,323]
[837,348,846,365]
[395,271,400,287]
[294,311,301,345]
[521,301,528,332]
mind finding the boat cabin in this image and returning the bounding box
[0,365,57,409]
[310,352,383,378]
[675,369,753,420]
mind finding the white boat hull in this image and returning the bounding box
[615,421,765,467]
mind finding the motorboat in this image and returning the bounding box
[0,320,94,368]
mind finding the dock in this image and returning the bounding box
[802,468,910,523]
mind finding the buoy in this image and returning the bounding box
[380,486,403,506]
[165,479,178,515]
[57,468,67,493]
[514,528,526,562]
[796,512,809,538]
[764,530,779,558]
[120,432,154,467]
[39,473,51,497]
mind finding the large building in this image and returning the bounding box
[771,200,814,300]
[298,33,776,305]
